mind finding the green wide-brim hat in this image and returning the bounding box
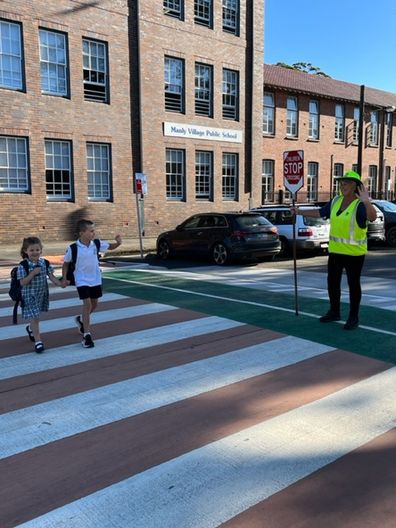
[334,170,362,184]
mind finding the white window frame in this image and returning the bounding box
[263,91,275,135]
[286,96,298,137]
[368,165,377,196]
[83,38,108,103]
[386,112,393,148]
[164,56,184,113]
[39,29,68,96]
[0,135,29,192]
[332,162,344,195]
[222,152,238,200]
[307,162,318,202]
[353,107,360,143]
[166,148,185,200]
[369,110,379,146]
[87,143,111,201]
[0,20,23,90]
[261,159,274,203]
[308,100,319,139]
[164,0,183,19]
[195,150,213,200]
[334,103,345,142]
[195,63,212,117]
[222,0,239,35]
[194,0,212,27]
[222,68,239,120]
[45,139,72,200]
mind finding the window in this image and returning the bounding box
[261,160,274,203]
[45,140,72,199]
[222,152,238,200]
[164,0,183,19]
[334,104,344,142]
[368,165,377,196]
[0,136,28,192]
[166,148,185,200]
[263,91,275,135]
[308,100,319,139]
[223,0,239,35]
[353,107,360,143]
[194,0,212,27]
[369,110,379,146]
[286,96,298,137]
[332,162,344,195]
[385,166,392,200]
[222,68,239,120]
[307,162,318,201]
[352,163,358,173]
[164,56,184,113]
[87,143,111,200]
[385,111,393,148]
[83,38,108,102]
[195,151,213,200]
[39,29,68,96]
[195,63,212,117]
[0,20,23,90]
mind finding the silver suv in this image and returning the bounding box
[251,205,330,255]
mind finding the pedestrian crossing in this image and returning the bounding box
[1,280,395,527]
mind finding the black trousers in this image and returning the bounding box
[327,253,365,319]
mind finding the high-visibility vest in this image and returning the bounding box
[328,196,367,256]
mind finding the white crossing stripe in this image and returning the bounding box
[0,316,242,381]
[18,365,396,528]
[0,302,177,340]
[0,336,333,459]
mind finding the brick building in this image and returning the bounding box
[261,64,396,205]
[2,2,396,245]
[0,0,133,244]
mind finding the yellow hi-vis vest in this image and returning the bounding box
[328,196,367,256]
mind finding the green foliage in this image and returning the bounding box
[275,62,331,77]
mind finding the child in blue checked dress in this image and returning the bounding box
[17,237,64,353]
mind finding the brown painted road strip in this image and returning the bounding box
[0,285,395,527]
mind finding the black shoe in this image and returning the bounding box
[75,315,84,335]
[82,334,94,348]
[35,342,45,353]
[26,325,35,342]
[344,317,359,330]
[319,311,341,323]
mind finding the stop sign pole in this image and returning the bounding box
[283,150,304,316]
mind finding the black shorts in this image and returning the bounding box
[77,285,103,300]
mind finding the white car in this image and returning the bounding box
[251,205,330,255]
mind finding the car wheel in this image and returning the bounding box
[157,239,171,260]
[279,237,289,256]
[212,242,229,265]
[386,226,396,247]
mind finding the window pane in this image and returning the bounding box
[39,29,68,96]
[83,38,108,103]
[0,21,23,90]
[0,136,29,192]
[45,140,72,199]
[86,142,111,200]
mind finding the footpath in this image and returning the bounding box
[0,237,158,281]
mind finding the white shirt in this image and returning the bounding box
[64,239,110,287]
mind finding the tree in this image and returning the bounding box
[275,62,331,78]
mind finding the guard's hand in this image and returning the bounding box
[356,184,370,202]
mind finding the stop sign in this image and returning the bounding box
[283,150,304,193]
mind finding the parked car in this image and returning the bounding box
[251,205,330,255]
[372,200,396,247]
[367,203,385,245]
[156,212,281,265]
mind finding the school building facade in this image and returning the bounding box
[1,1,396,245]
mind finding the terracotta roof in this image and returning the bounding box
[263,64,396,109]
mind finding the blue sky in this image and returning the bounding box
[264,0,396,93]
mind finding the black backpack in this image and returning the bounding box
[66,239,101,286]
[9,259,50,325]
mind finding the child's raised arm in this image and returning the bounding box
[108,234,122,251]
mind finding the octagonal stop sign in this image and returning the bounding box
[283,150,304,193]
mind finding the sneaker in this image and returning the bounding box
[344,317,359,330]
[26,325,35,342]
[75,315,84,335]
[319,311,341,323]
[82,334,94,348]
[35,342,45,353]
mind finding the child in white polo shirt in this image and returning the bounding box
[62,219,122,348]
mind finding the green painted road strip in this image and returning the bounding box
[103,269,396,364]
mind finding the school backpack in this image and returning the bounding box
[66,239,101,286]
[9,259,50,325]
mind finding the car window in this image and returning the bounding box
[262,211,277,224]
[375,201,396,213]
[278,211,293,225]
[216,216,227,227]
[300,212,329,227]
[234,215,271,228]
[182,216,201,229]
